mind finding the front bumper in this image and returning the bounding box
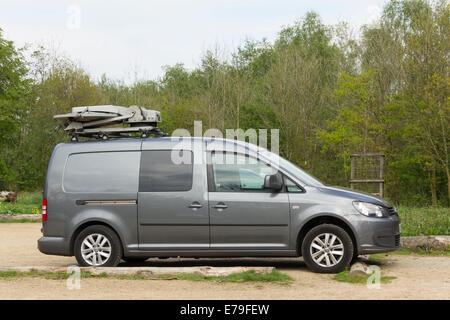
[347,213,401,255]
[37,236,71,256]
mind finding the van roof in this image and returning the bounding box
[56,137,266,154]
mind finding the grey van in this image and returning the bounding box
[38,137,400,273]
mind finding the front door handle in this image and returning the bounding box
[213,202,228,210]
[188,201,203,209]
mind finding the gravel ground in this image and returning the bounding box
[0,223,448,300]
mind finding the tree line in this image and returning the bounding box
[0,0,448,206]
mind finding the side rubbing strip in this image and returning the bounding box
[76,200,137,205]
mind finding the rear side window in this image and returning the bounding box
[139,150,193,192]
[63,151,140,193]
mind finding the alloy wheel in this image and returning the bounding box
[310,233,344,267]
[80,233,112,266]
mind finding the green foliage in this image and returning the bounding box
[372,247,450,257]
[318,70,383,163]
[0,43,104,190]
[0,218,40,223]
[397,206,449,236]
[0,192,42,215]
[0,29,30,139]
[158,270,293,284]
[0,28,34,189]
[0,1,448,206]
[333,269,396,284]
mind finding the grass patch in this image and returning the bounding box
[333,269,396,285]
[158,270,293,284]
[0,270,152,280]
[371,247,450,258]
[0,270,106,280]
[0,269,293,284]
[0,192,42,215]
[397,206,449,236]
[366,247,449,267]
[17,192,43,205]
[0,218,41,223]
[0,270,141,280]
[0,271,23,279]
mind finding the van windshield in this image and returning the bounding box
[261,152,324,187]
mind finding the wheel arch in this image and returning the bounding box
[296,215,358,256]
[69,220,125,256]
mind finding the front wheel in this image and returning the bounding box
[74,225,122,267]
[301,224,354,273]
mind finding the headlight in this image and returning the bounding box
[353,201,387,218]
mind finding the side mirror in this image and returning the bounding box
[264,173,283,191]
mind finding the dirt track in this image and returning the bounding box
[0,223,448,300]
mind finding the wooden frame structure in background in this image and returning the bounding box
[350,153,385,198]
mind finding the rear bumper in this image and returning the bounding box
[37,237,71,256]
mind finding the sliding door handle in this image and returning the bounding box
[188,201,203,209]
[213,202,228,210]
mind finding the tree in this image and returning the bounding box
[391,0,449,205]
[317,71,385,182]
[356,0,449,205]
[0,29,33,189]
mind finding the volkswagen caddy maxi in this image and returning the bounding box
[38,137,400,273]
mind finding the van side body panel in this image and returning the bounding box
[39,139,141,256]
[287,187,358,250]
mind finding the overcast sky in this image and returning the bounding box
[0,0,387,82]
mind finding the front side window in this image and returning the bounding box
[262,152,324,187]
[210,152,277,192]
[139,150,193,192]
[285,177,304,193]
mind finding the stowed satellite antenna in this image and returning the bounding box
[54,105,168,141]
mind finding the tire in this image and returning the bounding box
[351,252,359,264]
[74,225,122,267]
[301,224,354,274]
[122,257,148,263]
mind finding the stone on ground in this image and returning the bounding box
[349,261,370,276]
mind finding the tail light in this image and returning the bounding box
[42,198,47,222]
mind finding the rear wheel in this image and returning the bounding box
[74,225,122,267]
[301,224,353,273]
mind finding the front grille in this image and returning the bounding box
[387,206,398,216]
[395,234,401,247]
